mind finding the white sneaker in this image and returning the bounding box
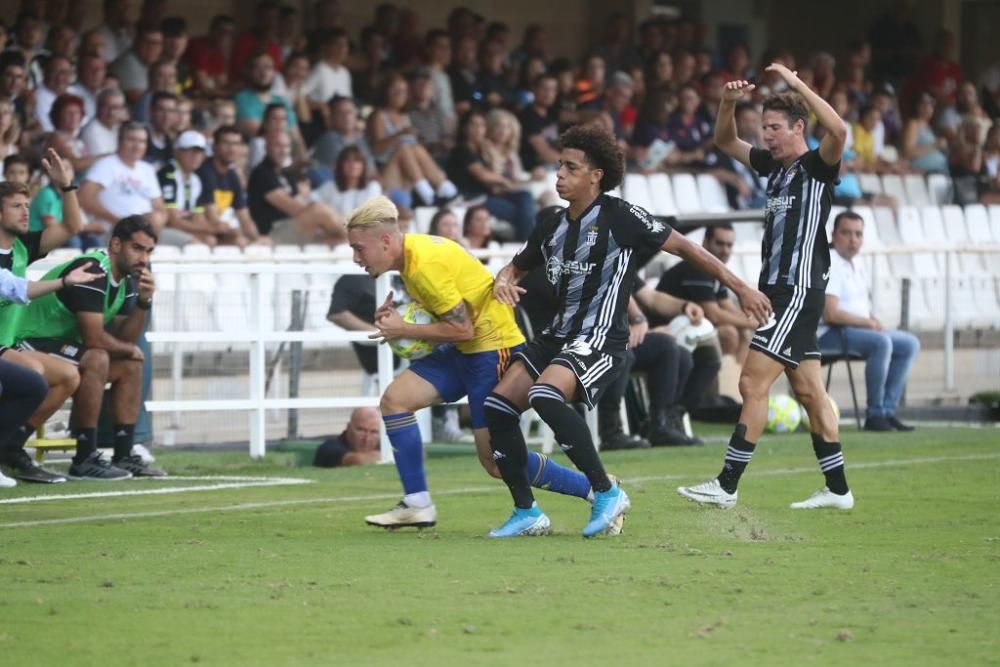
[132,443,155,463]
[0,469,16,488]
[790,487,855,510]
[677,478,738,509]
[365,501,438,529]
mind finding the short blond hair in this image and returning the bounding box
[348,195,399,229]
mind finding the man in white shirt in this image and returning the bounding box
[304,29,352,110]
[81,88,126,158]
[79,122,168,242]
[68,53,108,125]
[33,55,74,133]
[819,211,919,431]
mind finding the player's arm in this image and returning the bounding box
[328,310,377,331]
[766,63,847,165]
[113,269,155,344]
[373,296,475,344]
[714,81,755,168]
[661,232,771,325]
[493,262,529,305]
[38,149,83,254]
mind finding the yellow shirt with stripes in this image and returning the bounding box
[401,234,524,355]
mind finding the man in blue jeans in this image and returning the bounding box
[820,211,920,431]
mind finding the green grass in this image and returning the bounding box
[2,426,999,666]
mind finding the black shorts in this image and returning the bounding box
[17,338,87,364]
[749,287,824,369]
[513,336,624,409]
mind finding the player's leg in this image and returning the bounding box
[786,359,854,509]
[106,358,165,477]
[530,358,630,537]
[678,349,784,508]
[366,344,469,529]
[66,347,131,480]
[484,359,551,537]
[0,350,75,482]
[466,348,593,500]
[0,357,48,487]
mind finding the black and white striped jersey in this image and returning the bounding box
[512,194,673,353]
[749,147,839,291]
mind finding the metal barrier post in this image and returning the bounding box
[287,290,305,438]
[944,251,955,391]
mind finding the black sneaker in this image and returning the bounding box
[887,416,916,432]
[68,451,132,481]
[600,431,652,450]
[863,416,894,432]
[111,455,167,478]
[3,449,67,484]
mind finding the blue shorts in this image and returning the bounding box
[409,343,524,429]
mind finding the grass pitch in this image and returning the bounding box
[1,425,998,666]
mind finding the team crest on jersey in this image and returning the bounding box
[782,167,799,188]
[585,226,598,246]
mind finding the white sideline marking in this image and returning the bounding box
[0,475,313,505]
[1,452,997,529]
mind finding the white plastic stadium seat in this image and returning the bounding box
[927,173,952,205]
[869,272,902,330]
[880,174,907,204]
[695,173,731,212]
[971,276,1000,328]
[646,173,678,217]
[413,207,436,234]
[903,174,932,207]
[857,173,882,195]
[908,278,942,331]
[940,205,983,274]
[623,174,655,214]
[873,207,912,276]
[182,243,212,258]
[919,206,950,247]
[670,173,702,214]
[964,204,993,243]
[988,205,1000,243]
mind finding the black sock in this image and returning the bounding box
[1,425,33,459]
[528,384,611,493]
[72,427,98,463]
[811,432,849,495]
[484,392,535,509]
[717,423,755,493]
[112,424,135,460]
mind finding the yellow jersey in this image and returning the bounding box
[401,234,524,354]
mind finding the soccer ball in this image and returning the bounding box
[800,395,841,430]
[766,394,802,434]
[387,302,437,360]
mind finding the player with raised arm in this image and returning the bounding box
[349,196,629,531]
[678,63,855,510]
[487,123,771,538]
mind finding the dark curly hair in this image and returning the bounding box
[762,92,809,131]
[558,123,625,192]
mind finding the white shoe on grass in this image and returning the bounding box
[0,469,16,488]
[132,443,155,463]
[677,478,737,509]
[790,487,855,510]
[365,501,437,529]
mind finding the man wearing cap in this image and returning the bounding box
[156,130,210,246]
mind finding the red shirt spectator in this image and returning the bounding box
[229,2,283,86]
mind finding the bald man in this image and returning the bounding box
[313,407,381,467]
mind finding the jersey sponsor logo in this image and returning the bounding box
[765,195,796,215]
[545,256,597,284]
[752,334,768,343]
[492,450,506,460]
[629,204,665,233]
[756,313,778,332]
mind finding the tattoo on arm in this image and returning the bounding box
[441,301,470,325]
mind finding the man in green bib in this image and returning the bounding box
[15,215,164,479]
[0,149,85,483]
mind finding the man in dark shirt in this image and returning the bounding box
[326,273,403,375]
[313,407,381,467]
[247,131,343,245]
[197,125,261,246]
[518,73,561,171]
[657,225,756,362]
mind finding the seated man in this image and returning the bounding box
[247,131,344,246]
[14,216,166,479]
[656,224,757,363]
[157,130,211,245]
[313,407,381,468]
[819,211,919,432]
